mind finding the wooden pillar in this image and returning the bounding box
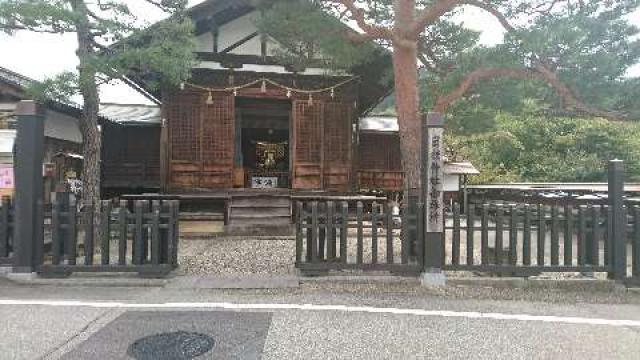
[13,101,45,273]
[608,160,626,280]
[159,116,169,193]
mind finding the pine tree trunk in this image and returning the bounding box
[71,0,102,242]
[393,0,421,197]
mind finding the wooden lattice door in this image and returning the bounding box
[166,92,235,190]
[323,102,353,191]
[292,100,323,189]
[166,94,202,189]
[292,101,353,190]
[201,93,235,188]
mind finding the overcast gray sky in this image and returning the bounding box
[0,1,638,105]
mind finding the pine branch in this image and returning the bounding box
[321,0,393,40]
[430,0,626,120]
[0,22,72,34]
[0,1,76,34]
[412,0,462,36]
[141,0,187,13]
[433,64,624,120]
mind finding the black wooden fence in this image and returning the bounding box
[296,202,639,283]
[37,195,179,277]
[2,193,179,277]
[444,203,629,276]
[0,197,14,266]
[295,200,423,274]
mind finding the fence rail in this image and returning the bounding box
[295,200,423,274]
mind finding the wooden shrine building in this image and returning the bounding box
[102,0,392,197]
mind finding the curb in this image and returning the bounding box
[300,275,421,285]
[167,275,300,289]
[448,277,626,292]
[2,272,169,287]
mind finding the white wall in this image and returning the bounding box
[217,12,262,55]
[194,10,338,76]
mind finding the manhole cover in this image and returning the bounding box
[127,331,215,360]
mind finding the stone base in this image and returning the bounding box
[420,270,447,287]
[6,272,39,282]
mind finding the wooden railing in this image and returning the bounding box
[445,202,640,281]
[295,200,423,274]
[37,194,179,277]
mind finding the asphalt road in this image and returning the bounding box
[1,278,640,359]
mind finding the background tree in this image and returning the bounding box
[0,0,196,230]
[262,0,640,195]
[447,113,640,183]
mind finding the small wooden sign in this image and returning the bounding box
[251,176,278,188]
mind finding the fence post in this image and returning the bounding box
[608,159,626,280]
[422,113,446,285]
[12,101,44,273]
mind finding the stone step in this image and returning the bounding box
[179,212,225,221]
[225,224,294,236]
[228,217,291,227]
[230,202,291,208]
[230,206,290,217]
[231,197,291,208]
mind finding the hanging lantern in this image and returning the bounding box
[261,80,267,93]
[233,88,238,97]
[179,82,185,91]
[286,89,292,98]
[206,91,214,105]
[330,88,335,99]
[308,94,314,106]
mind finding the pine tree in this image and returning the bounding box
[1,0,197,234]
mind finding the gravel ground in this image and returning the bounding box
[177,237,297,275]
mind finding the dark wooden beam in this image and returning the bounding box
[220,31,259,54]
[195,52,323,69]
[260,34,267,58]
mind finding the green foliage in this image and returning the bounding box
[256,0,377,71]
[449,112,640,183]
[0,0,77,34]
[25,71,78,103]
[0,0,197,100]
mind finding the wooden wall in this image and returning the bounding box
[163,71,357,192]
[357,132,403,191]
[102,123,160,189]
[164,93,354,192]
